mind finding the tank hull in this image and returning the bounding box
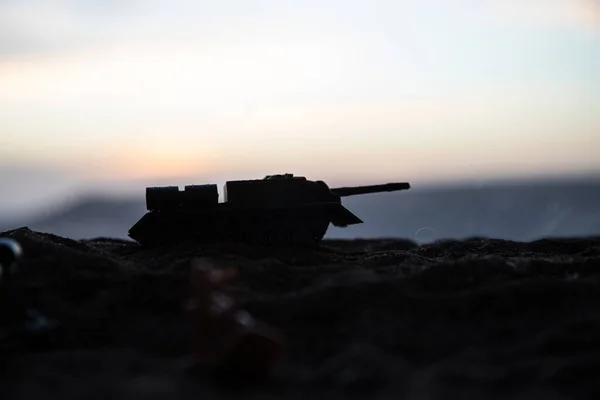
[128,202,361,247]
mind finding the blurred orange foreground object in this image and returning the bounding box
[187,258,285,377]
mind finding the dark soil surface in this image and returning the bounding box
[2,227,600,399]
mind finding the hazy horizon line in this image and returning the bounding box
[2,168,599,221]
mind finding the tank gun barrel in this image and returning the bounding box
[330,182,411,197]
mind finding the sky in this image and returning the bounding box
[0,0,599,214]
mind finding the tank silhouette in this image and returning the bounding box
[128,174,411,246]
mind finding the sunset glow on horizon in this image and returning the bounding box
[1,0,598,203]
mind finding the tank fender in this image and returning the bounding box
[330,206,363,227]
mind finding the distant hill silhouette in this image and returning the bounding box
[0,196,146,240]
[1,178,599,242]
[328,178,600,241]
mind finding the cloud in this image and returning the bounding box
[1,0,597,61]
[482,0,600,35]
[0,1,111,57]
[0,0,292,59]
[0,0,175,58]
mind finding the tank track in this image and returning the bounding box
[129,208,332,247]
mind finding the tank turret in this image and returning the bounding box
[128,174,411,247]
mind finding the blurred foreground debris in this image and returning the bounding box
[186,258,285,378]
[0,238,22,285]
[0,238,59,358]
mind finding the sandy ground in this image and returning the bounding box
[1,227,600,399]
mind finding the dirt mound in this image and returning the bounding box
[1,227,600,399]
